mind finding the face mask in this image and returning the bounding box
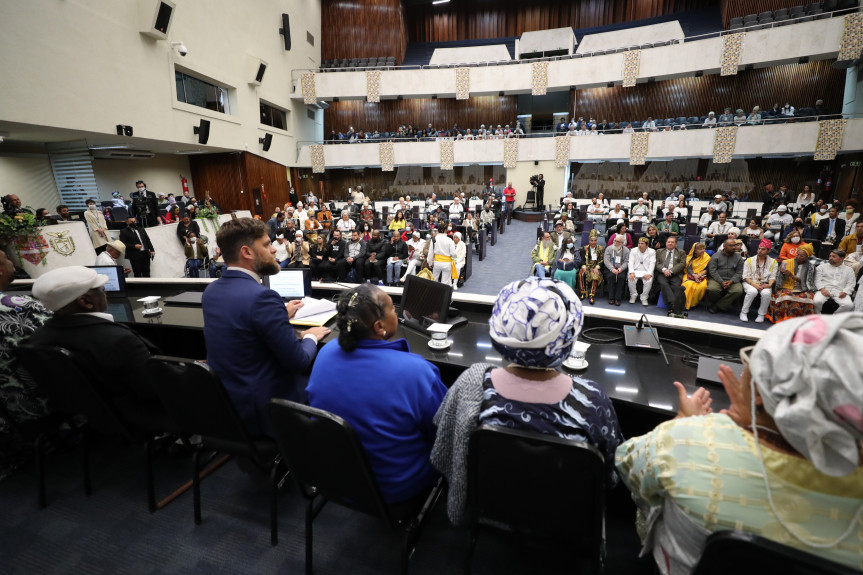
[137,187,145,192]
[566,243,574,249]
[88,205,96,210]
[190,238,197,243]
[848,209,855,214]
[791,237,800,244]
[820,208,827,214]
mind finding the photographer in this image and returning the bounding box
[532,174,545,208]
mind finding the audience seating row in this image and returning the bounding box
[321,56,396,71]
[728,1,856,30]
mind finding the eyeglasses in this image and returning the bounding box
[738,344,755,366]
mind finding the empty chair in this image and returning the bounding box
[687,116,700,126]
[147,356,284,545]
[758,10,774,21]
[677,116,688,126]
[267,399,443,575]
[464,425,606,574]
[665,117,676,127]
[773,7,789,17]
[790,5,806,16]
[743,13,759,23]
[111,206,129,221]
[730,19,744,30]
[806,2,822,12]
[631,120,643,130]
[774,14,791,25]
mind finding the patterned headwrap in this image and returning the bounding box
[588,229,599,240]
[749,314,863,476]
[798,243,814,257]
[111,191,120,198]
[488,277,584,368]
[758,238,772,250]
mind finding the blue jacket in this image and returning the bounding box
[203,269,318,436]
[307,338,447,503]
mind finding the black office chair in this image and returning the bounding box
[17,344,165,510]
[692,530,862,575]
[147,356,284,545]
[464,425,606,574]
[111,206,129,221]
[267,399,443,575]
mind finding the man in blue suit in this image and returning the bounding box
[203,218,331,436]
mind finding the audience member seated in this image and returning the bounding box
[841,203,860,229]
[705,239,743,314]
[705,212,733,248]
[399,231,425,281]
[448,198,464,221]
[630,198,650,224]
[733,108,747,125]
[359,221,373,243]
[727,227,747,257]
[337,229,367,283]
[309,235,328,281]
[814,249,856,314]
[683,242,710,311]
[702,111,717,127]
[0,251,51,478]
[28,266,167,425]
[320,230,346,281]
[363,230,387,282]
[304,209,323,243]
[317,205,333,230]
[604,235,630,306]
[628,237,655,306]
[578,230,604,305]
[608,222,633,249]
[615,314,863,573]
[388,210,406,233]
[746,106,762,125]
[432,277,622,524]
[183,231,206,278]
[556,212,575,234]
[286,230,310,269]
[718,107,734,126]
[656,212,679,243]
[641,224,660,250]
[608,203,626,222]
[531,232,556,279]
[587,199,607,222]
[777,228,807,262]
[818,206,845,243]
[742,218,763,240]
[272,231,290,268]
[202,218,330,436]
[380,231,407,286]
[307,284,447,505]
[766,243,816,323]
[764,205,792,240]
[549,222,568,251]
[336,211,356,235]
[94,240,131,275]
[739,239,777,323]
[655,236,687,318]
[551,235,580,291]
[838,221,863,275]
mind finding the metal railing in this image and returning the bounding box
[290,6,858,81]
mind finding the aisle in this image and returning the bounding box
[464,219,537,296]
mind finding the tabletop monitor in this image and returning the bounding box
[263,268,312,301]
[87,265,126,297]
[398,274,452,329]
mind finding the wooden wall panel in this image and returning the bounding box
[189,152,291,217]
[405,0,707,43]
[321,0,407,63]
[324,96,518,135]
[573,60,844,123]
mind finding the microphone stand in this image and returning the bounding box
[637,313,669,365]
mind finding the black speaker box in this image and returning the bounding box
[194,119,210,145]
[260,133,273,152]
[280,14,291,50]
[154,2,173,34]
[255,62,267,83]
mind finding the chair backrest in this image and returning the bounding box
[467,425,605,555]
[692,530,861,575]
[17,344,132,437]
[111,206,129,221]
[146,356,261,454]
[266,399,391,521]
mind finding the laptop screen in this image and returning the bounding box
[87,265,126,296]
[264,268,311,300]
[399,274,452,327]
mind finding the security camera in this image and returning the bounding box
[171,42,188,57]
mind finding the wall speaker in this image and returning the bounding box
[259,133,273,152]
[116,124,134,137]
[138,0,176,40]
[279,14,291,51]
[246,55,269,85]
[193,119,210,145]
[116,125,124,136]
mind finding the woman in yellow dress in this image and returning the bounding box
[682,242,710,310]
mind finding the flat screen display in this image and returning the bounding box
[87,265,126,295]
[399,274,452,326]
[264,268,311,300]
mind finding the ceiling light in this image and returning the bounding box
[432,0,451,4]
[88,144,134,150]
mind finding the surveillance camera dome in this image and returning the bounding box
[179,45,188,56]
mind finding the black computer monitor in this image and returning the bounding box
[398,274,452,328]
[87,265,126,297]
[263,268,312,300]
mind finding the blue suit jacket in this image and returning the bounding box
[203,269,318,436]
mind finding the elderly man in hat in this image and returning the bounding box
[814,249,857,314]
[764,204,793,240]
[95,239,131,275]
[27,266,167,421]
[740,239,778,323]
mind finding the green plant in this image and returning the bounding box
[0,208,48,266]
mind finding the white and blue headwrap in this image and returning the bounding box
[489,277,584,368]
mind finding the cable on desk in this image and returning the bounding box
[661,338,740,368]
[580,327,624,344]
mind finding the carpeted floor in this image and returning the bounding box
[463,219,769,331]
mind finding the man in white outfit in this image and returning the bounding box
[431,223,457,285]
[452,232,466,290]
[740,239,777,323]
[628,237,655,305]
[814,249,857,313]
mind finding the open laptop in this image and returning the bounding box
[263,268,312,302]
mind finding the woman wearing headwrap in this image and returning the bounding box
[431,277,623,525]
[578,230,604,304]
[682,242,710,310]
[616,314,863,573]
[307,284,447,504]
[778,228,809,262]
[766,242,817,323]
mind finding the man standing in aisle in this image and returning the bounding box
[202,218,330,436]
[503,182,516,223]
[118,217,155,278]
[431,222,457,286]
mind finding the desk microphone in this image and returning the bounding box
[636,313,646,330]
